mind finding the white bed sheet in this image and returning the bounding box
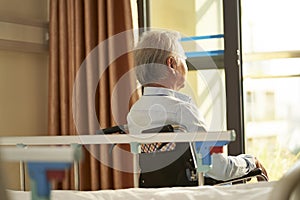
[7,182,274,200]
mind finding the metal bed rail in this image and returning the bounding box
[0,131,236,190]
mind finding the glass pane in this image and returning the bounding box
[149,0,226,131]
[182,69,226,131]
[243,58,300,78]
[243,72,300,180]
[150,0,223,37]
[150,0,224,52]
[242,0,300,53]
[242,0,300,181]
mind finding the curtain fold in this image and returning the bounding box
[49,0,138,190]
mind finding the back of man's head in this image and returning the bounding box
[133,30,185,86]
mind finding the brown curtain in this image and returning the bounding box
[48,0,139,190]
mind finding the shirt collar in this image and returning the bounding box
[143,87,192,103]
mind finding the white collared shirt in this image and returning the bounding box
[127,87,256,181]
[127,87,207,134]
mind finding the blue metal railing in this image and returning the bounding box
[181,34,224,58]
[181,34,224,42]
[185,50,224,58]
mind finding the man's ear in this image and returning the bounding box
[166,56,176,69]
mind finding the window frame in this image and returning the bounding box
[137,0,246,155]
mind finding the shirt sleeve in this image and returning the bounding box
[206,153,257,181]
[176,100,257,181]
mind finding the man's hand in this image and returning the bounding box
[255,158,269,181]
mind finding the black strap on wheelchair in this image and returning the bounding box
[204,168,267,185]
[142,124,174,133]
[96,124,173,135]
[95,125,127,153]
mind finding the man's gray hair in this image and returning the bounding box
[133,30,185,85]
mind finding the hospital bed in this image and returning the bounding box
[0,130,299,200]
[5,164,300,200]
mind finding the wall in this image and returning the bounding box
[0,0,49,190]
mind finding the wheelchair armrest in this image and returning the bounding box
[205,168,268,186]
[246,168,268,181]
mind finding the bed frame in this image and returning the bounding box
[0,130,235,200]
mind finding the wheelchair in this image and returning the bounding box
[96,124,268,187]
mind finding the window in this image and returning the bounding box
[242,0,300,180]
[148,0,226,131]
[141,0,300,181]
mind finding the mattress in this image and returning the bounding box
[7,182,274,200]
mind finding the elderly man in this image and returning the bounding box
[127,30,267,186]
